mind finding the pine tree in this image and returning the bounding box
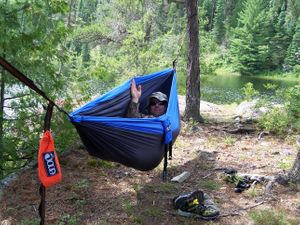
[230,0,270,75]
[212,0,225,44]
[284,19,300,69]
[268,2,291,70]
[201,0,217,31]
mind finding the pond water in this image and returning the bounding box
[201,75,299,104]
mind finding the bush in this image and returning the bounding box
[257,107,289,134]
[257,84,300,134]
[242,82,259,101]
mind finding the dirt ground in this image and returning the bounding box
[0,104,300,225]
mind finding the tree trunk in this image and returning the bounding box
[183,0,203,122]
[0,68,5,178]
[287,138,300,183]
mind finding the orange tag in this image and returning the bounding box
[38,130,62,188]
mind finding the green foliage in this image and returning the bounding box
[257,84,300,134]
[268,3,291,69]
[283,85,300,122]
[20,218,40,225]
[159,182,176,193]
[1,0,299,180]
[230,0,270,75]
[212,0,226,44]
[284,20,300,69]
[249,209,299,225]
[57,213,81,225]
[258,107,289,134]
[198,180,221,191]
[0,0,72,179]
[241,82,259,101]
[87,158,115,169]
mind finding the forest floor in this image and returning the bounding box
[1,98,300,225]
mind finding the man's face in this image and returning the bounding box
[149,98,167,117]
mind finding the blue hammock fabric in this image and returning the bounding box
[69,68,180,171]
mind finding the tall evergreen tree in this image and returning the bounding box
[230,0,270,75]
[284,19,300,69]
[201,0,217,31]
[212,0,226,44]
[268,2,291,69]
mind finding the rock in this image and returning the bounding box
[171,171,191,183]
[235,100,267,121]
[178,95,221,115]
[0,219,12,225]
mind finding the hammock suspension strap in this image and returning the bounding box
[38,102,53,225]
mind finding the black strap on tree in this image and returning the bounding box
[0,56,69,117]
[39,102,54,225]
[172,59,177,72]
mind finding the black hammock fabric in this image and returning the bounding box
[69,68,180,171]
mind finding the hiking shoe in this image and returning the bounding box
[173,191,220,220]
[234,179,251,193]
[173,190,204,211]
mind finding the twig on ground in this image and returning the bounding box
[220,201,267,218]
[202,172,213,179]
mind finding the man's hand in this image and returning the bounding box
[131,79,141,103]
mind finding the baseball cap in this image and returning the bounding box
[149,92,168,102]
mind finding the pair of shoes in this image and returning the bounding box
[173,190,220,220]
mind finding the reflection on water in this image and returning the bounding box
[201,75,299,104]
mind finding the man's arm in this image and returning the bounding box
[126,79,153,118]
[126,101,143,118]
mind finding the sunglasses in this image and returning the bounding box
[150,100,166,106]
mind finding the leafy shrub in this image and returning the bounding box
[242,82,259,101]
[257,84,300,134]
[257,107,289,134]
[283,85,300,127]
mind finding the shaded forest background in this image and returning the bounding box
[0,0,299,179]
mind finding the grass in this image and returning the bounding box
[278,157,294,170]
[215,67,300,81]
[20,219,40,225]
[224,136,237,146]
[122,199,135,216]
[204,136,220,149]
[244,187,264,198]
[87,159,115,168]
[249,209,300,225]
[159,182,177,193]
[215,67,240,76]
[198,180,221,191]
[57,213,81,225]
[144,206,163,217]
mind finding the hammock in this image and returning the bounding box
[69,68,180,171]
[0,57,180,172]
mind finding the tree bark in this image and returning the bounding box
[183,0,203,122]
[287,137,300,183]
[0,68,5,177]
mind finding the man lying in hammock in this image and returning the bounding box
[127,79,168,118]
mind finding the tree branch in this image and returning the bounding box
[4,94,30,101]
[5,3,31,16]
